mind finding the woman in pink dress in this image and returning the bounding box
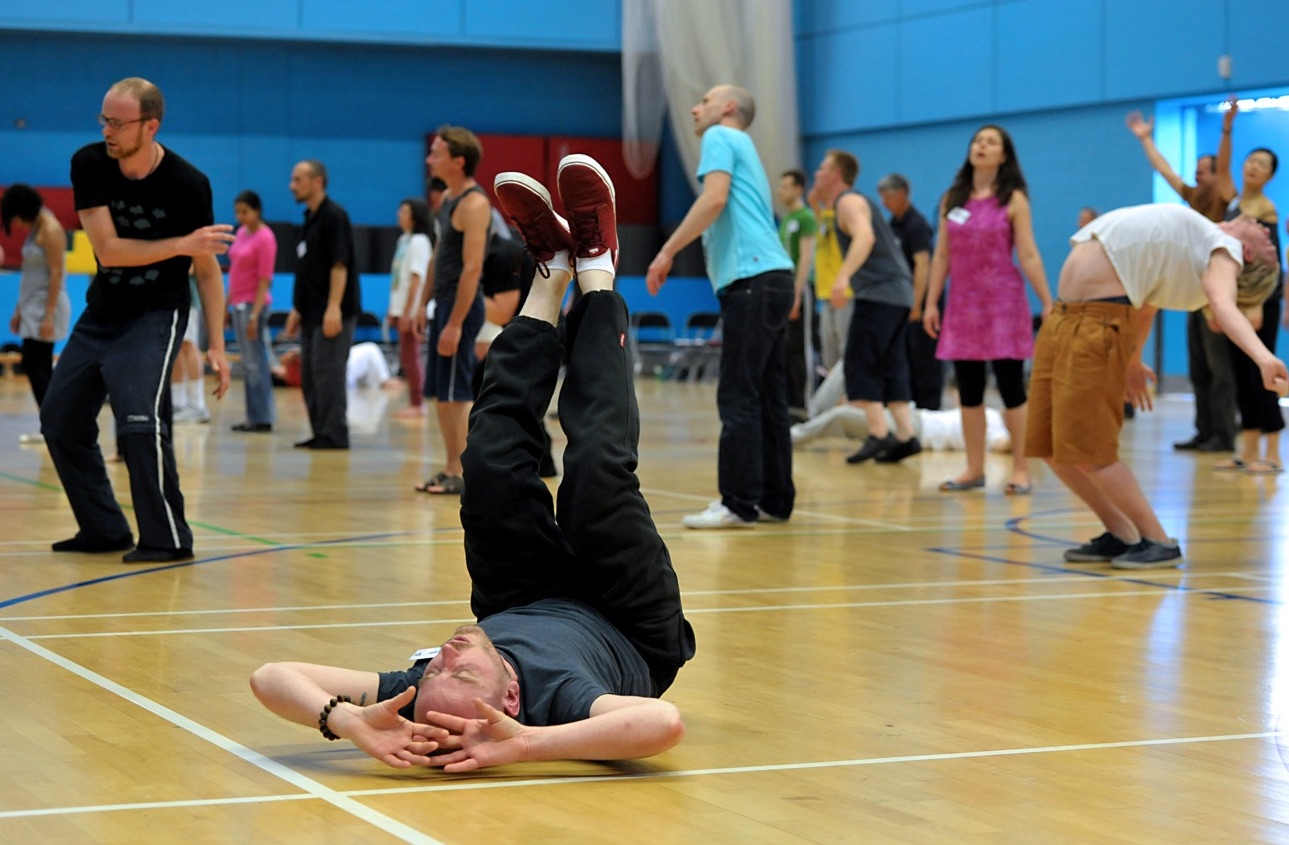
[923,125,1052,494]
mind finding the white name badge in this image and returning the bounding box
[296,241,307,259]
[409,646,441,662]
[947,207,971,225]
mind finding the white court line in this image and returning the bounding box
[16,585,1275,640]
[0,571,1270,623]
[0,729,1278,820]
[0,624,445,845]
[640,486,913,531]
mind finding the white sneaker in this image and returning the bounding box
[18,432,44,445]
[173,407,210,424]
[682,501,756,530]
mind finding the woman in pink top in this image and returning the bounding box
[226,190,278,432]
[924,125,1052,494]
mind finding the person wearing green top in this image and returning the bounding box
[777,169,817,413]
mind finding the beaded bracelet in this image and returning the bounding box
[318,695,353,741]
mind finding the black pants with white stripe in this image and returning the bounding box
[460,291,696,694]
[41,308,192,552]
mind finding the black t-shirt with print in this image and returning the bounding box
[71,142,214,322]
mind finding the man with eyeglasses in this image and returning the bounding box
[41,77,233,563]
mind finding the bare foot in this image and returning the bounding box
[393,406,426,420]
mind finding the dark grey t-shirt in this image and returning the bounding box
[836,190,913,308]
[378,598,653,726]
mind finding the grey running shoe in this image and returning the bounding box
[1111,538,1182,570]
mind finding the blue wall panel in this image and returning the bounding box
[899,7,994,123]
[996,0,1102,112]
[1103,0,1227,100]
[0,0,617,49]
[464,0,618,49]
[301,0,462,39]
[132,0,299,31]
[0,0,129,25]
[1228,3,1289,90]
[799,24,900,135]
[901,0,987,17]
[796,0,903,34]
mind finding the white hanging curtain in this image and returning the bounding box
[623,0,801,193]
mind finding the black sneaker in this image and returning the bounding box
[846,433,896,464]
[52,533,135,554]
[875,436,923,463]
[1111,539,1182,570]
[1063,532,1130,563]
[123,546,194,564]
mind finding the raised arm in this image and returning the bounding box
[1214,97,1239,203]
[424,694,684,773]
[647,170,730,294]
[1125,111,1188,197]
[77,205,233,267]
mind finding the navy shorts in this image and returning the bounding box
[424,294,485,402]
[844,298,912,403]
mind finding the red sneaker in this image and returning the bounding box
[556,154,618,267]
[493,172,572,273]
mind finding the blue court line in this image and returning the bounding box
[0,532,413,612]
[922,508,1279,606]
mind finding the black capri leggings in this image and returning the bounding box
[953,359,1028,409]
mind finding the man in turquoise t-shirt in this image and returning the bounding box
[647,84,796,529]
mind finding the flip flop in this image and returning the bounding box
[1245,459,1283,475]
[940,476,986,492]
[421,474,465,495]
[1003,482,1032,496]
[415,472,449,493]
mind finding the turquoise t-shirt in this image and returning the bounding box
[695,126,793,292]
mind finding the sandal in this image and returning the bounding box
[415,472,449,493]
[420,473,465,495]
[940,476,986,492]
[1003,482,1032,496]
[1245,459,1284,475]
[1212,457,1247,471]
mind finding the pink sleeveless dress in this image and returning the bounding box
[936,196,1035,361]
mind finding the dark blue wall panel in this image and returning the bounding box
[0,31,625,225]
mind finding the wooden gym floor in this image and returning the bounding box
[1,369,1287,844]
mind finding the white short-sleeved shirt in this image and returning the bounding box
[1070,203,1242,312]
[389,232,432,317]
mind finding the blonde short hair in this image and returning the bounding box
[108,77,165,122]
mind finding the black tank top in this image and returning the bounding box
[433,184,490,304]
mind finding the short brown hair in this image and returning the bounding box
[435,125,484,177]
[109,77,165,122]
[826,149,859,187]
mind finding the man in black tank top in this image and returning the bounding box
[814,150,921,465]
[413,126,490,495]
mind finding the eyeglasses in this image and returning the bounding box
[97,114,149,130]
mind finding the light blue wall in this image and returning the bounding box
[796,0,1289,376]
[0,0,619,50]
